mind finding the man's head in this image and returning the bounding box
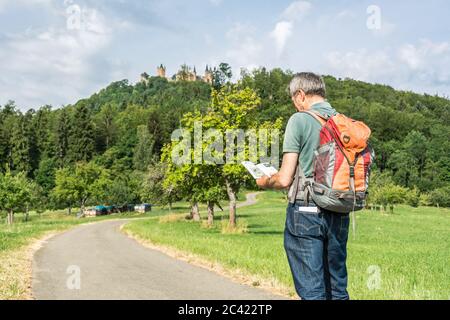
[289,72,326,111]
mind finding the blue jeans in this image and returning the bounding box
[284,202,350,300]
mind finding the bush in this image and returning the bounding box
[429,186,450,208]
[405,187,420,207]
[419,193,432,207]
[371,183,409,212]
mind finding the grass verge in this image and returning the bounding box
[124,191,450,300]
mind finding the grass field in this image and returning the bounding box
[124,191,450,300]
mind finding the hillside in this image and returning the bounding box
[0,68,449,210]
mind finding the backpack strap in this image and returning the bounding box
[288,111,328,204]
[300,110,328,126]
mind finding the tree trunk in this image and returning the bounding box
[207,201,215,227]
[24,205,29,222]
[7,210,14,225]
[80,200,86,217]
[191,202,201,221]
[68,206,72,215]
[225,179,237,228]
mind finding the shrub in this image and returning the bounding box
[405,187,420,207]
[429,186,450,208]
[371,183,409,212]
[419,193,432,207]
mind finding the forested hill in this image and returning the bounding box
[1,68,449,208]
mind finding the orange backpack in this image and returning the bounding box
[289,111,375,214]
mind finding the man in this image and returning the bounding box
[256,72,350,300]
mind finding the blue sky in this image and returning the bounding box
[1,0,449,109]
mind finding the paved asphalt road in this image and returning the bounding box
[32,194,286,300]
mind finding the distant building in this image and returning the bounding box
[203,65,213,85]
[157,64,166,78]
[141,64,214,84]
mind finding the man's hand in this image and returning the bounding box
[255,153,299,190]
[256,175,271,189]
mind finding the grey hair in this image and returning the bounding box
[289,72,326,98]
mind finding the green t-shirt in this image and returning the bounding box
[283,101,337,177]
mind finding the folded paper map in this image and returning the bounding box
[241,161,278,179]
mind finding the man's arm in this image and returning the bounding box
[256,153,298,190]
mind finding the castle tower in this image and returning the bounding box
[157,64,166,78]
[203,65,213,84]
[189,66,197,82]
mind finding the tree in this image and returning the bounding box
[11,116,32,175]
[104,171,142,208]
[141,162,180,209]
[55,108,71,167]
[212,63,233,90]
[163,85,280,227]
[52,162,110,216]
[96,103,118,150]
[69,104,95,162]
[0,170,33,225]
[206,86,267,227]
[133,125,155,171]
[35,157,58,197]
[52,167,79,215]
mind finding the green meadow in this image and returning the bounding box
[124,191,450,300]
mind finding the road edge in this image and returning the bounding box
[122,192,295,300]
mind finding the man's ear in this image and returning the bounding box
[294,91,305,110]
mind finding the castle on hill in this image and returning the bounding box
[140,64,213,85]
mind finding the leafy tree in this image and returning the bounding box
[35,157,58,197]
[53,162,110,216]
[104,171,142,208]
[141,162,179,209]
[52,167,79,215]
[0,170,34,225]
[96,103,118,150]
[212,63,233,90]
[133,125,155,171]
[163,85,280,227]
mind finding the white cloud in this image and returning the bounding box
[281,1,311,22]
[324,39,450,95]
[325,49,395,82]
[224,23,264,77]
[0,2,121,109]
[270,1,311,58]
[270,21,293,57]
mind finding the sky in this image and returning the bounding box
[0,0,450,110]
